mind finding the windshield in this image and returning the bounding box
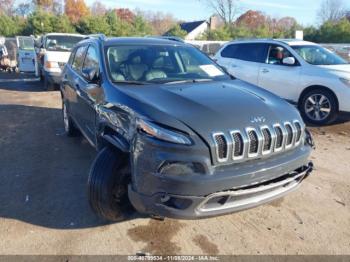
[45,35,83,52]
[106,45,229,84]
[292,45,348,65]
[18,37,34,51]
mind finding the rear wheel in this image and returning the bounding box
[62,102,80,136]
[88,147,133,222]
[300,88,338,125]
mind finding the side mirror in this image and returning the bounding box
[82,68,99,83]
[282,57,296,66]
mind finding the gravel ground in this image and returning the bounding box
[0,76,349,255]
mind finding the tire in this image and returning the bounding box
[300,88,338,125]
[62,102,80,137]
[44,76,55,91]
[88,147,133,222]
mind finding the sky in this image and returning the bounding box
[85,0,342,26]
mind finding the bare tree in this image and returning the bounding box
[202,0,241,24]
[15,1,33,17]
[91,0,107,16]
[0,0,15,16]
[317,0,346,23]
[136,9,178,35]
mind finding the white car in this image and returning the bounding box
[36,33,84,90]
[214,39,350,125]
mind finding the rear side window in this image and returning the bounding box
[221,43,268,63]
[72,45,87,72]
[221,44,239,59]
[82,45,99,72]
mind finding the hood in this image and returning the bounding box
[45,51,71,63]
[118,80,302,140]
[317,64,350,75]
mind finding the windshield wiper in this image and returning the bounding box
[164,79,213,85]
[112,80,148,85]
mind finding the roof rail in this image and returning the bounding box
[84,34,106,41]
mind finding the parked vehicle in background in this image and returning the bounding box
[0,37,17,72]
[16,36,36,74]
[35,33,84,90]
[61,35,313,221]
[214,39,350,125]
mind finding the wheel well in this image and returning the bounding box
[97,126,130,154]
[298,85,339,111]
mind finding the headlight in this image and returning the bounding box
[45,61,59,69]
[340,77,350,87]
[137,119,192,145]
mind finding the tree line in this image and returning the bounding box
[0,0,350,43]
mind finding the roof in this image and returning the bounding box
[226,38,318,46]
[179,20,207,33]
[45,33,84,37]
[103,37,187,46]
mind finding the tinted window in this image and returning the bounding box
[72,45,87,72]
[221,44,239,59]
[267,45,295,65]
[83,45,99,72]
[222,43,268,63]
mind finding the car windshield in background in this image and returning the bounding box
[106,45,229,84]
[292,45,348,65]
[45,35,83,51]
[18,38,34,51]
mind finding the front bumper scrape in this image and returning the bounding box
[128,162,313,219]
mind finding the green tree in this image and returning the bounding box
[25,9,54,35]
[76,15,110,35]
[164,24,187,38]
[0,14,23,36]
[132,15,152,36]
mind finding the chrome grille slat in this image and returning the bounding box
[212,120,304,163]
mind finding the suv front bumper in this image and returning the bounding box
[128,134,313,219]
[129,163,313,219]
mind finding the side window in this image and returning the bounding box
[267,45,295,65]
[82,45,99,73]
[68,48,76,65]
[221,44,239,59]
[72,45,87,72]
[236,43,269,63]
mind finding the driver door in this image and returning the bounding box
[258,44,301,101]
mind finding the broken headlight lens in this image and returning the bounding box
[137,119,192,145]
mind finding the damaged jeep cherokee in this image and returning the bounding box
[60,35,314,221]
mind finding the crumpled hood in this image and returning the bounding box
[119,80,302,140]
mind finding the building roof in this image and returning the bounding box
[179,20,207,33]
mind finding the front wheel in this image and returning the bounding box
[44,76,55,91]
[87,147,133,222]
[300,89,338,125]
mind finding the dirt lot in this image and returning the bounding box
[0,76,349,255]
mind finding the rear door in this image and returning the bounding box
[16,36,36,73]
[217,43,268,85]
[63,44,88,128]
[258,44,301,101]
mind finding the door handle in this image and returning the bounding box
[231,64,238,68]
[261,68,269,73]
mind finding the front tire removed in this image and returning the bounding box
[88,147,133,222]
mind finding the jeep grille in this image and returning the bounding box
[212,120,304,163]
